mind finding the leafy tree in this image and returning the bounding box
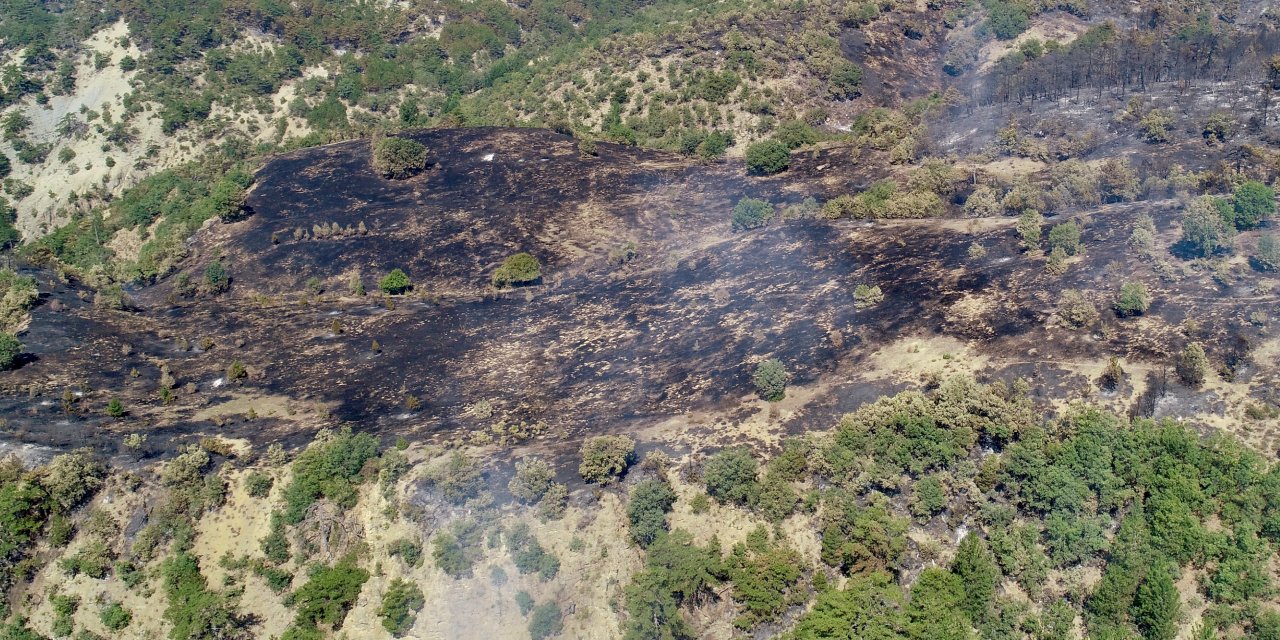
[508,457,554,504]
[1016,210,1042,250]
[789,571,907,640]
[372,137,429,179]
[379,268,411,295]
[622,530,723,640]
[1175,343,1208,387]
[731,197,774,231]
[751,358,787,400]
[1114,282,1150,317]
[507,523,560,580]
[704,448,759,505]
[1181,196,1232,257]
[0,332,20,369]
[627,479,677,546]
[290,558,369,631]
[775,121,819,150]
[951,533,999,622]
[727,540,804,627]
[492,253,541,288]
[1046,221,1082,256]
[1131,565,1180,640]
[528,602,563,640]
[906,567,969,639]
[378,578,424,636]
[745,139,790,175]
[1231,180,1275,229]
[578,435,635,484]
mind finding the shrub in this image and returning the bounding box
[378,578,425,636]
[1140,109,1174,143]
[379,268,411,295]
[515,591,535,616]
[1114,282,1150,317]
[1175,343,1208,387]
[752,359,787,401]
[100,601,132,631]
[627,479,677,546]
[1256,234,1279,271]
[0,332,21,369]
[828,61,863,100]
[853,284,884,309]
[745,139,789,175]
[774,121,818,150]
[388,538,423,567]
[492,253,541,288]
[578,435,635,484]
[704,448,759,505]
[372,137,428,179]
[1232,180,1275,229]
[508,457,554,504]
[244,471,274,498]
[1057,290,1099,328]
[528,602,564,640]
[202,261,229,295]
[731,197,773,231]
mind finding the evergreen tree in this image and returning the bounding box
[951,533,999,622]
[1132,565,1180,640]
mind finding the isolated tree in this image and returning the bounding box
[0,331,20,369]
[1181,196,1233,257]
[745,139,789,174]
[1175,343,1208,387]
[1047,221,1082,256]
[1232,181,1276,229]
[1132,566,1180,640]
[379,268,411,295]
[578,435,635,484]
[1114,282,1150,317]
[752,358,787,401]
[372,137,428,179]
[951,533,999,622]
[492,253,541,288]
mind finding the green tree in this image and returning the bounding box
[378,578,424,636]
[1232,180,1275,229]
[372,137,429,179]
[492,253,542,288]
[1114,282,1150,317]
[379,268,411,295]
[732,197,774,231]
[704,447,759,505]
[528,602,563,640]
[291,558,370,630]
[1016,210,1043,251]
[1046,221,1082,256]
[0,332,20,369]
[752,358,787,401]
[1175,343,1208,387]
[627,479,677,547]
[745,139,790,174]
[1131,565,1180,640]
[951,533,999,622]
[789,571,907,640]
[578,435,635,484]
[907,567,969,640]
[1181,196,1232,257]
[909,475,946,519]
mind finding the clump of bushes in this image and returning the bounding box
[853,284,884,309]
[372,137,429,179]
[492,253,541,288]
[280,427,380,523]
[578,435,635,484]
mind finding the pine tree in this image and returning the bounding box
[1132,565,1180,640]
[951,533,999,622]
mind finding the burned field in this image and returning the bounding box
[2,127,1277,462]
